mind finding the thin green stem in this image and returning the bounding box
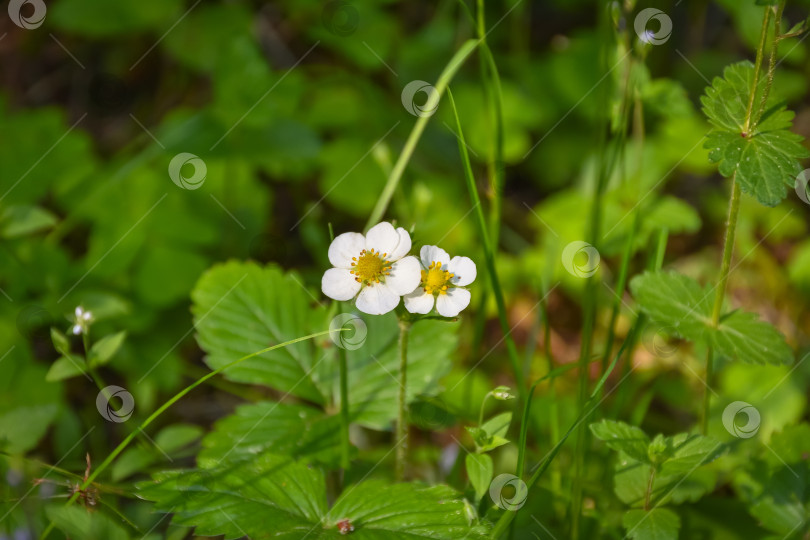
[40,329,339,540]
[395,319,412,482]
[338,337,351,471]
[742,7,772,135]
[644,467,656,511]
[446,88,527,400]
[752,3,784,131]
[364,39,479,231]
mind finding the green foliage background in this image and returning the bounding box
[1,0,810,538]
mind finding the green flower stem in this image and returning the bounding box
[447,88,527,400]
[364,39,478,231]
[703,4,774,434]
[338,335,351,471]
[395,319,412,482]
[39,329,340,540]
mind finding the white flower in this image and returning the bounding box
[321,222,421,315]
[403,245,476,317]
[72,306,93,335]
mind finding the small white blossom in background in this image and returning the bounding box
[404,245,476,317]
[322,222,421,315]
[72,306,93,335]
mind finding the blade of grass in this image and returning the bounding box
[364,39,479,231]
[447,87,527,400]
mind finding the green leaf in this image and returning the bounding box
[701,61,809,206]
[191,261,328,404]
[614,456,717,507]
[0,405,59,454]
[46,506,130,540]
[657,433,724,477]
[323,312,458,430]
[466,453,493,502]
[629,271,713,344]
[0,205,57,238]
[88,331,127,367]
[631,271,793,365]
[138,454,487,539]
[622,508,681,540]
[45,355,88,382]
[712,310,794,366]
[590,420,651,464]
[113,424,202,481]
[481,412,512,440]
[198,401,343,467]
[50,328,70,354]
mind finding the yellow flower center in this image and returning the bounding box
[422,261,454,295]
[350,249,391,284]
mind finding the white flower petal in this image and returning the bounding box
[355,282,400,315]
[435,288,471,317]
[75,306,83,317]
[365,222,401,256]
[403,289,435,314]
[387,227,412,261]
[447,256,477,286]
[322,268,361,301]
[420,245,450,268]
[385,256,421,295]
[328,232,366,269]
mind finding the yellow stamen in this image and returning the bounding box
[349,249,391,285]
[422,261,453,295]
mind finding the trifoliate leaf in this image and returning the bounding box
[138,454,488,539]
[622,508,681,540]
[631,271,793,365]
[701,61,809,207]
[590,420,651,464]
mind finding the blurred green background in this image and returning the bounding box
[2,0,810,538]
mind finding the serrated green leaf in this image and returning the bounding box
[113,424,202,481]
[466,453,493,502]
[615,455,717,507]
[657,433,724,477]
[701,61,809,206]
[629,271,713,343]
[198,401,343,467]
[45,355,87,382]
[631,271,793,365]
[46,505,130,540]
[590,420,651,464]
[88,331,127,367]
[622,508,681,540]
[138,454,487,539]
[191,261,328,404]
[711,310,794,365]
